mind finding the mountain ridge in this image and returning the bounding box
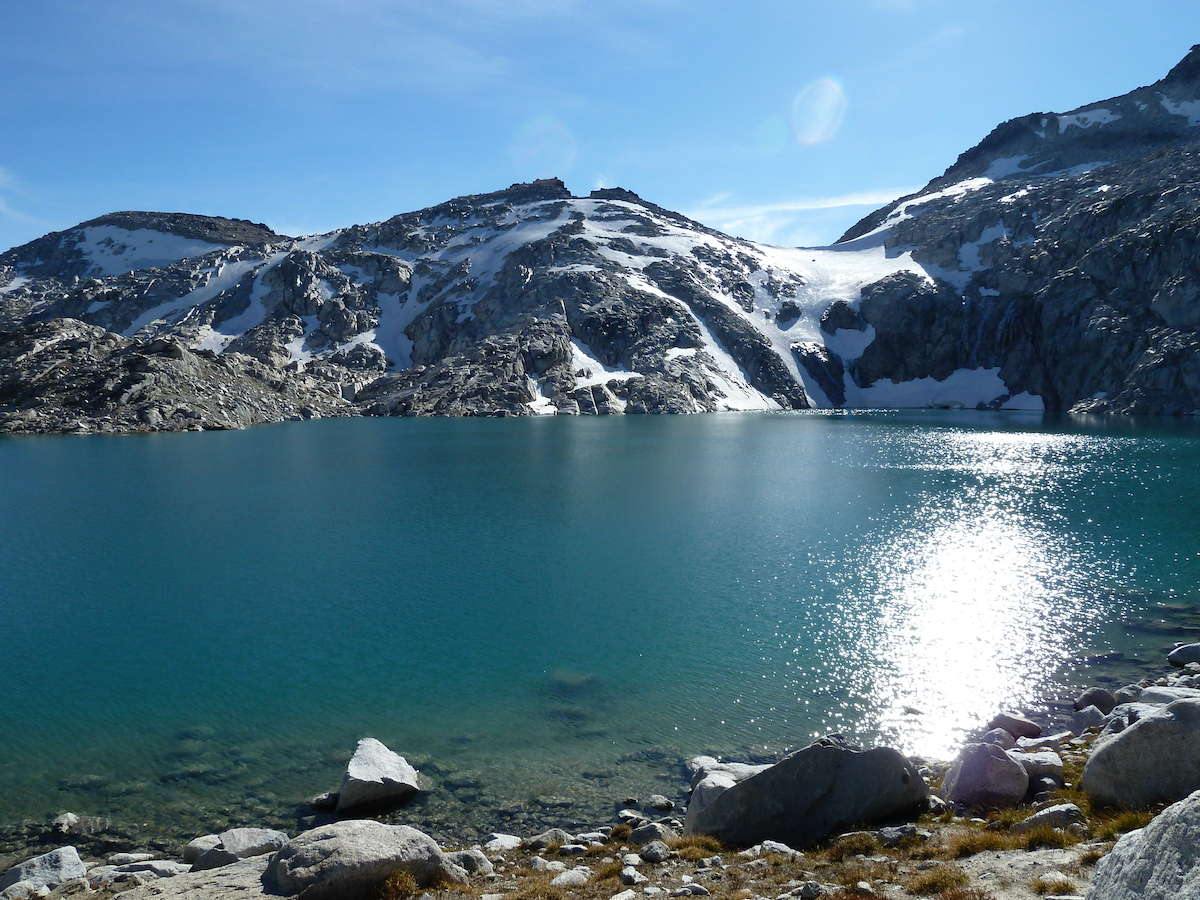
[2,49,1199,432]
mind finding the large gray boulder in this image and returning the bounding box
[1084,698,1200,808]
[941,742,1029,808]
[336,738,420,814]
[1088,789,1200,899]
[0,847,86,892]
[683,738,926,848]
[265,821,467,900]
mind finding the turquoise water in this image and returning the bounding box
[2,411,1199,847]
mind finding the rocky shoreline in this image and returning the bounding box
[8,645,1200,899]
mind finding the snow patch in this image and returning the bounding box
[525,376,558,415]
[195,250,289,352]
[75,226,225,277]
[1001,391,1045,411]
[85,300,110,314]
[0,276,30,294]
[958,224,1008,272]
[823,324,876,361]
[1058,108,1119,133]
[569,338,641,389]
[1161,96,1200,126]
[124,257,261,339]
[846,366,1012,409]
[985,156,1031,179]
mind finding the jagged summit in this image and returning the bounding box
[1159,43,1200,89]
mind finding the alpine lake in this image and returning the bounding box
[2,410,1198,851]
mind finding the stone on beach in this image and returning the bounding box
[0,847,86,893]
[1008,749,1065,784]
[183,835,222,864]
[1074,687,1117,715]
[1008,803,1085,835]
[446,848,494,876]
[1088,789,1200,899]
[629,822,678,844]
[1083,698,1200,807]
[336,738,420,814]
[941,742,1029,808]
[482,833,522,854]
[1069,705,1107,733]
[1168,643,1200,667]
[684,737,927,847]
[527,828,574,851]
[987,712,1042,739]
[265,820,467,900]
[218,827,289,859]
[980,728,1016,749]
[550,867,590,887]
[639,840,671,863]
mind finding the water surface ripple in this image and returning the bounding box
[2,411,1197,845]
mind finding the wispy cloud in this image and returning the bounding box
[684,187,919,246]
[0,165,44,225]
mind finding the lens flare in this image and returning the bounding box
[791,78,847,144]
[509,115,578,178]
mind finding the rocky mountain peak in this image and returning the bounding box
[1158,43,1200,90]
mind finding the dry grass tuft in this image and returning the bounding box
[823,831,881,862]
[1093,809,1156,840]
[372,869,419,900]
[1030,874,1077,895]
[944,830,1016,858]
[506,876,565,900]
[904,864,970,895]
[1012,824,1080,852]
[608,824,632,842]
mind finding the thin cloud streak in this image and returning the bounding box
[685,187,919,220]
[685,187,920,246]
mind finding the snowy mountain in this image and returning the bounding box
[2,48,1199,432]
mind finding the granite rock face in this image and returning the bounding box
[1088,789,1200,899]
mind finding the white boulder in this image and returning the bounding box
[336,738,420,814]
[0,847,86,892]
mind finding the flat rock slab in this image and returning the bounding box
[116,855,272,900]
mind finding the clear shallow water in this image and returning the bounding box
[2,411,1199,847]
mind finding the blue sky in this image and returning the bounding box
[0,1,1193,253]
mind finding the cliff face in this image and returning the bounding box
[834,45,1200,414]
[2,49,1199,432]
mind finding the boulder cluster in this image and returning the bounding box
[11,644,1200,898]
